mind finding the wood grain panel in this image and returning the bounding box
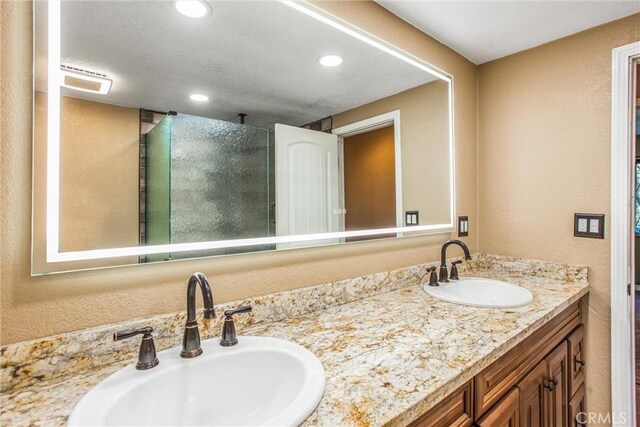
[474,302,581,416]
[517,360,548,427]
[477,388,520,427]
[566,325,585,398]
[568,384,586,427]
[409,381,473,427]
[546,342,569,427]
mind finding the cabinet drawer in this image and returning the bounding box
[409,381,473,427]
[569,384,586,427]
[566,325,585,398]
[475,302,581,416]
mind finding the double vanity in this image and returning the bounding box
[1,252,588,426]
[1,0,594,425]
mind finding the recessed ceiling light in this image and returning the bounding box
[319,55,343,67]
[189,94,209,102]
[175,0,211,18]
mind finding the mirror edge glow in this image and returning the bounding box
[42,0,456,266]
[46,0,61,263]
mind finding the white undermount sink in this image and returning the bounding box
[423,277,533,308]
[68,336,325,426]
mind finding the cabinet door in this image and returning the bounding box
[568,384,586,427]
[474,303,581,417]
[410,381,473,427]
[517,360,548,427]
[477,388,520,427]
[546,341,569,427]
[566,325,586,398]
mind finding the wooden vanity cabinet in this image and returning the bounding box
[517,341,568,427]
[517,360,547,427]
[566,325,585,398]
[474,302,580,416]
[545,342,569,427]
[476,388,520,427]
[410,301,585,427]
[569,384,586,427]
[410,381,474,427]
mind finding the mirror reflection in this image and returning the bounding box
[33,0,453,272]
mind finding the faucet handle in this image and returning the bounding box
[220,305,252,347]
[113,326,159,370]
[450,260,464,280]
[427,266,439,287]
[224,305,252,317]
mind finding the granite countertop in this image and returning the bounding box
[0,258,588,426]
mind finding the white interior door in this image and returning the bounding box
[275,124,340,248]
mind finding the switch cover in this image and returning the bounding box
[574,213,604,239]
[458,216,469,237]
[405,211,419,226]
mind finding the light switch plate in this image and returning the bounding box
[405,211,419,226]
[458,216,469,237]
[574,213,604,239]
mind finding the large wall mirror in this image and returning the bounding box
[33,0,454,274]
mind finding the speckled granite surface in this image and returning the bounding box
[1,260,435,394]
[0,254,588,426]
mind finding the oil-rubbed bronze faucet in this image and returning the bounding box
[427,266,439,287]
[450,260,463,280]
[181,272,216,358]
[439,239,472,283]
[220,305,252,347]
[113,326,159,370]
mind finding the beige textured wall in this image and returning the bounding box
[0,1,477,344]
[478,14,640,418]
[334,79,451,225]
[32,92,140,273]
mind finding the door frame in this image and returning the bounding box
[611,41,639,425]
[332,110,403,228]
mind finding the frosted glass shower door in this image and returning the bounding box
[169,114,272,258]
[145,115,172,262]
[142,113,272,261]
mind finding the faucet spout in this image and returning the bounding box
[439,239,472,283]
[440,239,472,266]
[181,272,215,358]
[186,272,216,323]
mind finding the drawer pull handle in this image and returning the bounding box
[544,378,558,391]
[576,358,586,367]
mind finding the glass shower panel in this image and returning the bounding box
[169,114,273,259]
[144,115,172,262]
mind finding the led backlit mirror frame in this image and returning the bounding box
[41,0,455,266]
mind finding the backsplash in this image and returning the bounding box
[0,254,587,394]
[465,253,588,282]
[0,259,434,393]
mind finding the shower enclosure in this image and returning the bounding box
[143,113,274,262]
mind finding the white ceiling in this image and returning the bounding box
[35,1,439,129]
[377,1,639,64]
